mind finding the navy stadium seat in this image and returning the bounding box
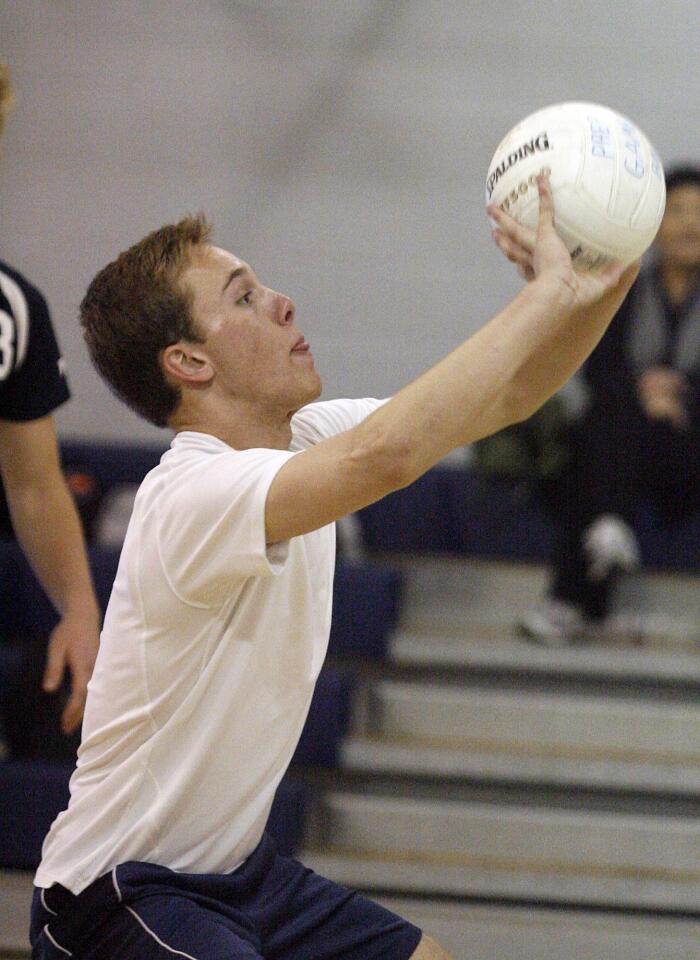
[292,667,355,768]
[358,464,700,571]
[0,760,309,869]
[54,441,700,571]
[329,561,403,661]
[60,441,165,490]
[0,760,71,869]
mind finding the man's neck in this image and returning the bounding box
[170,402,295,451]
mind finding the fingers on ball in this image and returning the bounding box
[493,229,532,268]
[536,174,556,220]
[490,213,536,254]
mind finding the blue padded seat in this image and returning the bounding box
[329,561,403,661]
[0,542,59,638]
[0,760,71,869]
[292,667,355,768]
[358,465,700,571]
[60,441,165,491]
[0,543,121,643]
[0,761,308,869]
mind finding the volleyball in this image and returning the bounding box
[485,101,666,271]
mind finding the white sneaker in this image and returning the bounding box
[583,514,640,583]
[595,609,678,644]
[517,598,586,646]
[336,513,366,563]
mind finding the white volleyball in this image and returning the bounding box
[485,101,666,271]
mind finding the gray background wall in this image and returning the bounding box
[1,0,698,445]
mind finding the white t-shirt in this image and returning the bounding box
[35,397,383,894]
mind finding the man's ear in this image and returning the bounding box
[161,343,214,385]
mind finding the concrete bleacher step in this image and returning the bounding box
[391,625,700,686]
[0,871,31,958]
[310,551,700,926]
[385,553,700,646]
[342,734,700,796]
[363,680,700,755]
[374,897,700,960]
[302,791,700,911]
[341,679,700,795]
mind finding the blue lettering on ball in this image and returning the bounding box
[619,120,645,178]
[588,116,614,159]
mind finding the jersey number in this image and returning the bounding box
[0,309,16,381]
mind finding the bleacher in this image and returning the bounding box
[2,445,700,958]
[359,462,700,571]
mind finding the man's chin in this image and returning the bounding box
[309,376,323,401]
[288,377,323,418]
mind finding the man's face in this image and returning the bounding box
[656,183,700,270]
[179,245,322,413]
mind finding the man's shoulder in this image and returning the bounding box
[0,258,52,341]
[0,257,66,413]
[291,397,385,448]
[0,259,48,307]
[162,431,291,482]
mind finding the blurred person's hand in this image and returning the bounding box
[637,365,689,430]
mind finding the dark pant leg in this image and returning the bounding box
[542,402,648,619]
[544,402,700,618]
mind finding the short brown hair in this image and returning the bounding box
[80,215,211,427]
[0,62,15,140]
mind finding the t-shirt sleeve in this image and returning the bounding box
[0,266,70,421]
[155,447,298,606]
[290,397,388,448]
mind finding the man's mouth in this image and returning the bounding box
[291,337,311,353]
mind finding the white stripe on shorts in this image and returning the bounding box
[125,906,200,960]
[43,925,72,956]
[111,866,123,903]
[41,889,58,916]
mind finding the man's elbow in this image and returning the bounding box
[500,379,551,429]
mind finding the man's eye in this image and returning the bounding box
[237,291,253,305]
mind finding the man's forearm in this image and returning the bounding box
[358,273,622,484]
[7,473,99,621]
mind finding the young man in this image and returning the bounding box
[30,178,637,959]
[0,62,100,738]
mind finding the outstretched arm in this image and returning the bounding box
[266,176,639,543]
[0,415,100,733]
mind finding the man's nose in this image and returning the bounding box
[272,291,295,325]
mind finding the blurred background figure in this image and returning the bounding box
[0,62,100,747]
[519,163,700,645]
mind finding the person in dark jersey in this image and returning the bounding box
[0,62,99,735]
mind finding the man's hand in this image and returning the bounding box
[43,609,100,734]
[487,174,639,313]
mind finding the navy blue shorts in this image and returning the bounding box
[30,833,422,959]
